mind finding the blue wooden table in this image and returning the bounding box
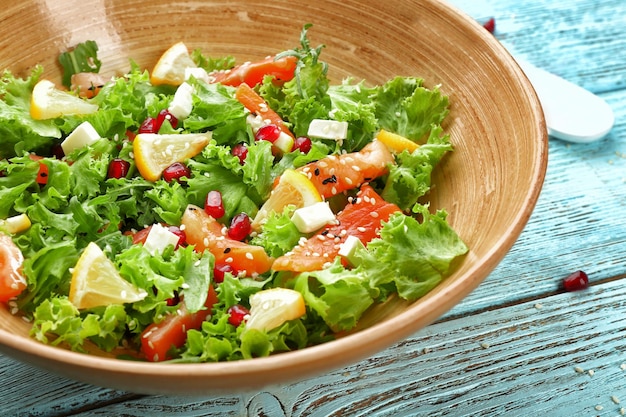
[2,0,626,415]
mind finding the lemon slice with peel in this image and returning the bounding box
[30,79,99,120]
[133,132,211,182]
[251,169,322,230]
[245,288,306,332]
[150,42,197,86]
[69,242,147,309]
[375,129,420,153]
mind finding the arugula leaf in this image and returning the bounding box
[58,40,102,88]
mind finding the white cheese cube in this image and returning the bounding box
[307,119,349,140]
[338,235,366,266]
[184,67,211,83]
[61,121,101,155]
[143,223,181,255]
[291,202,336,234]
[168,82,194,120]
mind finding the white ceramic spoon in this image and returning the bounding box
[515,58,615,143]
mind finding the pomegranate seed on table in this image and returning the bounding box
[205,190,226,219]
[292,136,312,154]
[107,158,131,179]
[563,270,589,291]
[167,225,187,249]
[255,124,281,143]
[213,262,235,283]
[228,212,251,241]
[162,162,191,182]
[231,143,248,164]
[156,109,179,130]
[483,17,496,34]
[227,304,250,327]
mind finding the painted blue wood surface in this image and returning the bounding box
[2,0,626,415]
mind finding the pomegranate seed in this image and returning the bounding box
[255,124,281,143]
[483,17,496,34]
[231,143,248,164]
[227,304,250,327]
[292,136,312,154]
[228,212,251,241]
[139,116,158,134]
[162,162,191,182]
[156,109,179,130]
[213,262,235,283]
[107,158,131,179]
[166,291,180,306]
[563,270,589,291]
[51,143,65,159]
[205,190,226,219]
[167,225,187,249]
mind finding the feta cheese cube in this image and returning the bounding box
[291,202,336,234]
[184,67,211,83]
[61,121,101,155]
[338,235,366,266]
[307,119,349,140]
[143,223,181,255]
[168,82,194,120]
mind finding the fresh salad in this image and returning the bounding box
[0,25,468,362]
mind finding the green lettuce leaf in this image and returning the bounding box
[293,259,374,332]
[0,67,61,157]
[381,125,453,210]
[374,76,449,142]
[358,209,468,301]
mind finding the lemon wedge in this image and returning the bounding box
[150,42,197,86]
[133,132,211,182]
[245,288,306,332]
[375,129,420,153]
[69,242,147,309]
[30,79,98,120]
[251,169,322,230]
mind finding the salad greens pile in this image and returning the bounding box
[0,25,468,362]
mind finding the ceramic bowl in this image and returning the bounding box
[0,0,547,394]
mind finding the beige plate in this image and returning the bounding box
[0,0,547,395]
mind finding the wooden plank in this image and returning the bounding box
[61,278,626,416]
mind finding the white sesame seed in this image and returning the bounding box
[612,396,621,404]
[194,260,201,267]
[588,369,595,377]
[317,235,326,241]
[357,227,367,233]
[225,257,234,263]
[345,177,353,185]
[574,366,585,374]
[620,407,625,416]
[120,290,127,298]
[153,354,159,361]
[181,283,190,289]
[319,161,328,168]
[245,252,254,260]
[480,342,490,349]
[148,340,155,349]
[370,212,379,218]
[352,165,361,172]
[620,363,626,371]
[179,224,186,231]
[331,186,337,194]
[534,303,543,310]
[203,238,209,247]
[595,405,603,411]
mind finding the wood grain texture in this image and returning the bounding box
[1,0,626,414]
